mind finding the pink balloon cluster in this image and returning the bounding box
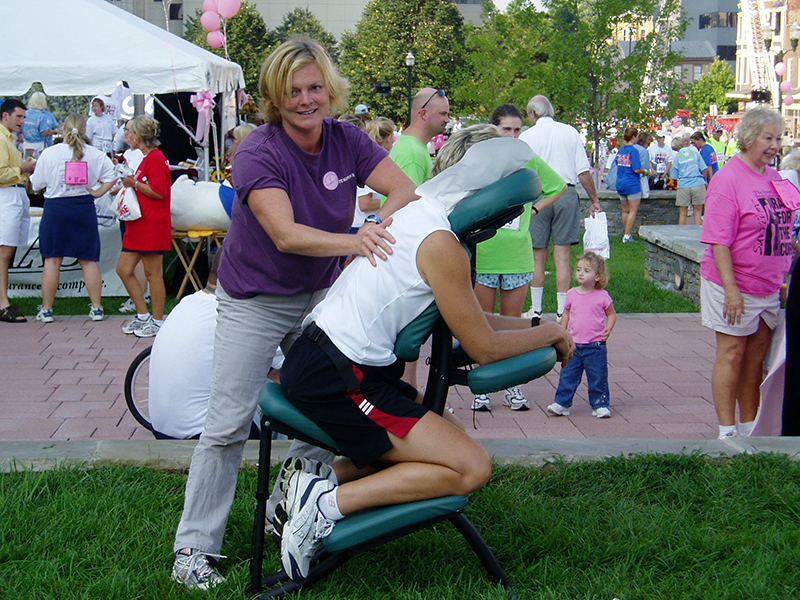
[775,63,796,106]
[200,0,241,49]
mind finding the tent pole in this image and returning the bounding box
[151,95,209,181]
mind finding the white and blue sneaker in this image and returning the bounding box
[88,305,104,321]
[547,402,571,416]
[36,306,53,323]
[281,471,337,582]
[171,549,225,591]
[271,457,334,541]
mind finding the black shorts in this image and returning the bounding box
[281,333,424,469]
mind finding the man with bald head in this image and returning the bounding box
[519,94,602,323]
[388,87,450,187]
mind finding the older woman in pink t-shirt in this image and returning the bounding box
[699,108,792,439]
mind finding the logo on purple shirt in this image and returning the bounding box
[323,171,339,190]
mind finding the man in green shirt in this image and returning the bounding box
[388,87,450,188]
[708,124,726,165]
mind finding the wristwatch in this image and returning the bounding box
[364,214,381,225]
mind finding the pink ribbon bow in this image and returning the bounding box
[190,88,216,145]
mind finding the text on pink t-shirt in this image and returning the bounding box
[700,155,793,296]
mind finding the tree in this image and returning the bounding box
[687,58,738,116]
[539,0,686,163]
[184,0,275,94]
[339,0,468,122]
[274,8,340,63]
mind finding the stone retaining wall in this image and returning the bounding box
[577,188,680,237]
[639,225,704,306]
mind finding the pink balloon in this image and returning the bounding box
[785,94,795,106]
[207,30,225,49]
[200,11,220,32]
[781,80,792,94]
[217,0,241,18]
[202,0,218,12]
[775,61,787,77]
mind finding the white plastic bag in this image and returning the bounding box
[583,212,610,259]
[112,186,142,221]
[94,192,117,228]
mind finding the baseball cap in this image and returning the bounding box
[655,131,665,137]
[713,124,724,132]
[355,104,369,115]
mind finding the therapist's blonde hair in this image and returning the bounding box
[63,114,87,161]
[259,37,349,126]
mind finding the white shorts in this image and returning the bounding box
[701,277,780,336]
[0,186,31,247]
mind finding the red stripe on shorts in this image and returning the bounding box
[346,389,419,439]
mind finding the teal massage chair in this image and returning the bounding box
[250,168,557,599]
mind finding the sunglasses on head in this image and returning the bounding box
[421,89,447,111]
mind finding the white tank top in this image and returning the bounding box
[307,199,453,366]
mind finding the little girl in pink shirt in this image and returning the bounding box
[548,252,617,418]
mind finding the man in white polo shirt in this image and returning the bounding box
[0,99,36,323]
[519,95,602,323]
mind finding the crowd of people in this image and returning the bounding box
[2,34,799,593]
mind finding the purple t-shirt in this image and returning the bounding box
[219,118,388,298]
[700,155,792,296]
[565,287,613,344]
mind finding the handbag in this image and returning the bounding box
[112,186,142,221]
[583,211,610,260]
[94,192,117,228]
[604,160,618,191]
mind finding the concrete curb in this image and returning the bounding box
[3,438,800,473]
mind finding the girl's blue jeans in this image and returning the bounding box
[553,341,610,409]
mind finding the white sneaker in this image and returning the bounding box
[281,471,337,582]
[471,394,492,411]
[172,549,225,591]
[547,403,571,416]
[522,309,542,326]
[134,318,161,338]
[118,298,137,313]
[622,234,634,243]
[36,306,53,323]
[592,407,612,418]
[122,315,151,335]
[718,430,739,440]
[556,312,564,324]
[271,457,334,540]
[503,387,530,411]
[88,305,104,321]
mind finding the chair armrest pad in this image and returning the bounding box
[467,347,557,395]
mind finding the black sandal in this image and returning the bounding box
[0,305,27,323]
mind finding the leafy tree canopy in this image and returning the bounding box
[686,57,738,116]
[274,8,340,63]
[339,0,468,123]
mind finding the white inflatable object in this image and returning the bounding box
[170,174,232,231]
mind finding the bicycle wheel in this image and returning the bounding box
[124,346,152,429]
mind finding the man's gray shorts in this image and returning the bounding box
[529,185,580,247]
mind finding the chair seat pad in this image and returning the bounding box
[468,347,557,395]
[324,495,468,553]
[258,382,339,451]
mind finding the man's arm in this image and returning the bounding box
[577,170,602,215]
[417,230,575,366]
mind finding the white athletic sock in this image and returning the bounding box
[738,420,755,437]
[718,424,737,438]
[153,318,164,326]
[556,292,567,315]
[136,312,150,321]
[317,487,344,521]
[530,287,544,314]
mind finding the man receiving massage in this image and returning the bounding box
[278,125,575,582]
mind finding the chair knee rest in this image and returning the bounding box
[467,347,557,395]
[258,381,339,450]
[323,495,469,554]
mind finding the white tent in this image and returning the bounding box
[0,0,244,96]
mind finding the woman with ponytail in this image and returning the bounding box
[29,114,116,322]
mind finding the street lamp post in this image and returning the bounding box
[405,52,415,127]
[763,23,800,114]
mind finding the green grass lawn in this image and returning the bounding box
[11,236,697,318]
[2,454,798,599]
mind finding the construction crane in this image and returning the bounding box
[741,0,772,97]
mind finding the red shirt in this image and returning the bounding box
[123,148,172,251]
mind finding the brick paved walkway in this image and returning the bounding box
[0,313,718,442]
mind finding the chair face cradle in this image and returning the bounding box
[251,169,551,599]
